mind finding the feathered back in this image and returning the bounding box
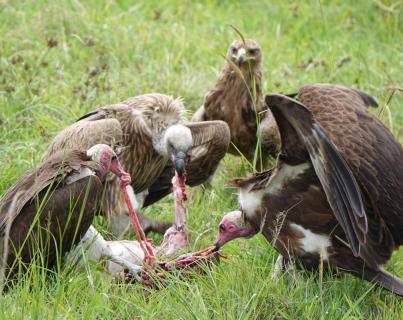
[0,150,96,233]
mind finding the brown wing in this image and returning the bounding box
[190,105,207,122]
[4,175,103,272]
[186,120,230,185]
[258,109,280,157]
[46,107,123,158]
[143,120,230,206]
[0,150,96,233]
[266,93,367,259]
[266,86,403,267]
[297,84,403,262]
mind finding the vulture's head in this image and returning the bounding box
[214,210,257,250]
[227,39,262,67]
[154,124,193,177]
[87,144,131,187]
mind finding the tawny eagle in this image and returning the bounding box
[192,39,280,169]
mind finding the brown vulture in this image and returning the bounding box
[214,84,403,296]
[45,93,230,237]
[0,144,131,277]
[192,39,280,169]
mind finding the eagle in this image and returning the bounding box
[192,39,280,170]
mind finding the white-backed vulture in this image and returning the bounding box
[0,144,130,277]
[45,93,230,236]
[192,39,280,169]
[214,84,403,296]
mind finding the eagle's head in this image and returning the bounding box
[226,39,262,67]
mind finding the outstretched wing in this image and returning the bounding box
[265,93,367,259]
[144,120,230,206]
[295,84,403,265]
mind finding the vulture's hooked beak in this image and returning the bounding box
[213,238,223,252]
[173,150,188,177]
[213,223,226,251]
[213,216,258,251]
[110,156,131,188]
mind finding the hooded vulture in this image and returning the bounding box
[45,93,230,236]
[192,39,280,169]
[214,84,403,296]
[0,144,130,277]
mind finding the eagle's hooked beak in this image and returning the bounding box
[236,48,246,65]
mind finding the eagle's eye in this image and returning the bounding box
[248,48,259,55]
[231,47,237,54]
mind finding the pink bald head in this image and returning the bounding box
[87,144,131,187]
[214,210,257,250]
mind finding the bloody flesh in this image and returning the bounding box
[121,172,223,286]
[157,173,189,257]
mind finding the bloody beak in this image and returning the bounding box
[173,150,187,177]
[110,158,131,188]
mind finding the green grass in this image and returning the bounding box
[1,0,402,318]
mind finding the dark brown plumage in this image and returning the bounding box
[192,39,280,169]
[216,84,403,295]
[0,148,106,276]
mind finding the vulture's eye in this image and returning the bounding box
[248,48,258,55]
[219,224,225,231]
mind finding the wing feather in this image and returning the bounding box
[46,117,123,157]
[143,121,230,206]
[0,151,96,234]
[266,94,367,257]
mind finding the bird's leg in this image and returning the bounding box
[271,254,295,280]
[122,185,155,265]
[271,254,284,280]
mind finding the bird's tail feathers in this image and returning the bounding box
[363,267,403,296]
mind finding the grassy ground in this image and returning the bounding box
[1,0,402,319]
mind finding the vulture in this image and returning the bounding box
[46,93,230,236]
[0,144,131,277]
[192,39,280,169]
[214,84,403,296]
